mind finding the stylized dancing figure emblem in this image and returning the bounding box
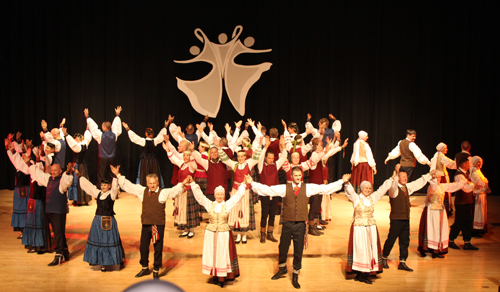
[175,25,272,117]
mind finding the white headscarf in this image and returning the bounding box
[436,142,446,152]
[214,185,225,195]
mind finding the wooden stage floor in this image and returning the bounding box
[1,189,499,292]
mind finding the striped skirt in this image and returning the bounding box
[418,207,449,254]
[84,215,124,266]
[228,188,256,232]
[174,189,201,230]
[202,229,240,279]
[12,186,30,230]
[473,192,488,232]
[68,162,92,204]
[346,224,383,274]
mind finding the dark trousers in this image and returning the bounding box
[308,195,322,221]
[48,213,67,254]
[383,219,410,260]
[279,221,306,270]
[97,157,114,188]
[140,224,165,270]
[399,166,414,181]
[260,196,278,228]
[450,203,473,242]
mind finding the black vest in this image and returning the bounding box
[46,176,68,214]
[141,140,156,159]
[95,192,116,216]
[74,144,87,164]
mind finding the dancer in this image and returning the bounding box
[111,165,187,279]
[470,156,491,236]
[191,176,248,287]
[164,136,200,238]
[350,131,377,193]
[41,119,67,167]
[217,136,262,244]
[86,107,122,188]
[429,143,457,216]
[78,171,125,272]
[256,136,287,243]
[28,161,74,266]
[122,120,167,186]
[417,170,465,258]
[344,168,397,284]
[384,129,431,180]
[64,128,93,206]
[382,164,432,272]
[249,168,350,289]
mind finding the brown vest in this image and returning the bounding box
[399,139,416,167]
[141,188,166,225]
[389,186,411,220]
[281,183,309,222]
[454,169,473,205]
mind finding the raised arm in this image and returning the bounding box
[406,173,432,195]
[191,181,211,211]
[370,177,396,203]
[225,184,247,211]
[86,116,103,144]
[78,176,101,199]
[158,176,190,203]
[344,183,360,207]
[305,174,350,197]
[191,150,209,170]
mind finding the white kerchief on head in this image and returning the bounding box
[214,185,225,195]
[436,142,446,152]
[360,181,371,191]
[470,156,481,168]
[358,131,368,140]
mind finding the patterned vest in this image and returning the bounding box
[141,188,166,225]
[353,196,376,226]
[206,203,230,232]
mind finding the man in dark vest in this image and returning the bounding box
[28,161,74,266]
[454,140,472,171]
[449,157,477,250]
[384,129,431,180]
[111,165,187,279]
[382,164,432,272]
[86,107,122,188]
[41,119,67,168]
[249,167,350,289]
[256,137,287,243]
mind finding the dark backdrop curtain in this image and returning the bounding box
[1,1,498,191]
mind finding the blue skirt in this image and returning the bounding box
[11,186,29,229]
[84,215,124,266]
[22,199,47,248]
[68,163,92,204]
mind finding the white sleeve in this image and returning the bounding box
[83,130,92,146]
[158,183,185,203]
[59,172,74,193]
[386,141,401,161]
[192,150,209,170]
[305,179,344,197]
[409,142,430,165]
[370,178,394,203]
[117,175,146,201]
[66,135,82,153]
[7,151,29,174]
[191,182,211,211]
[225,184,247,211]
[168,122,181,142]
[388,178,399,198]
[275,149,288,169]
[344,183,360,208]
[127,130,146,147]
[79,177,100,199]
[251,182,286,197]
[167,151,184,167]
[153,127,167,146]
[111,116,122,139]
[365,143,376,167]
[407,174,432,195]
[87,117,103,144]
[28,164,50,186]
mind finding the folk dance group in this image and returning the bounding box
[5,107,491,289]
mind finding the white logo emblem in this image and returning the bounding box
[175,25,272,117]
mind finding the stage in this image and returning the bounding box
[1,189,499,292]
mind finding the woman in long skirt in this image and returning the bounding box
[470,156,491,235]
[191,177,247,287]
[79,174,124,272]
[344,174,395,285]
[418,171,464,258]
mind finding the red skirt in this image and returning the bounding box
[351,162,374,193]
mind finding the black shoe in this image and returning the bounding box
[271,267,287,280]
[382,258,389,269]
[17,234,23,239]
[448,241,460,250]
[260,232,266,243]
[398,262,413,272]
[471,233,483,238]
[464,243,479,250]
[354,273,360,281]
[359,273,373,284]
[37,250,46,255]
[63,250,70,261]
[48,254,63,266]
[101,266,106,272]
[308,226,321,236]
[135,268,150,278]
[418,249,426,257]
[153,270,159,279]
[218,280,225,288]
[292,273,300,289]
[319,220,329,225]
[432,253,445,258]
[267,232,278,242]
